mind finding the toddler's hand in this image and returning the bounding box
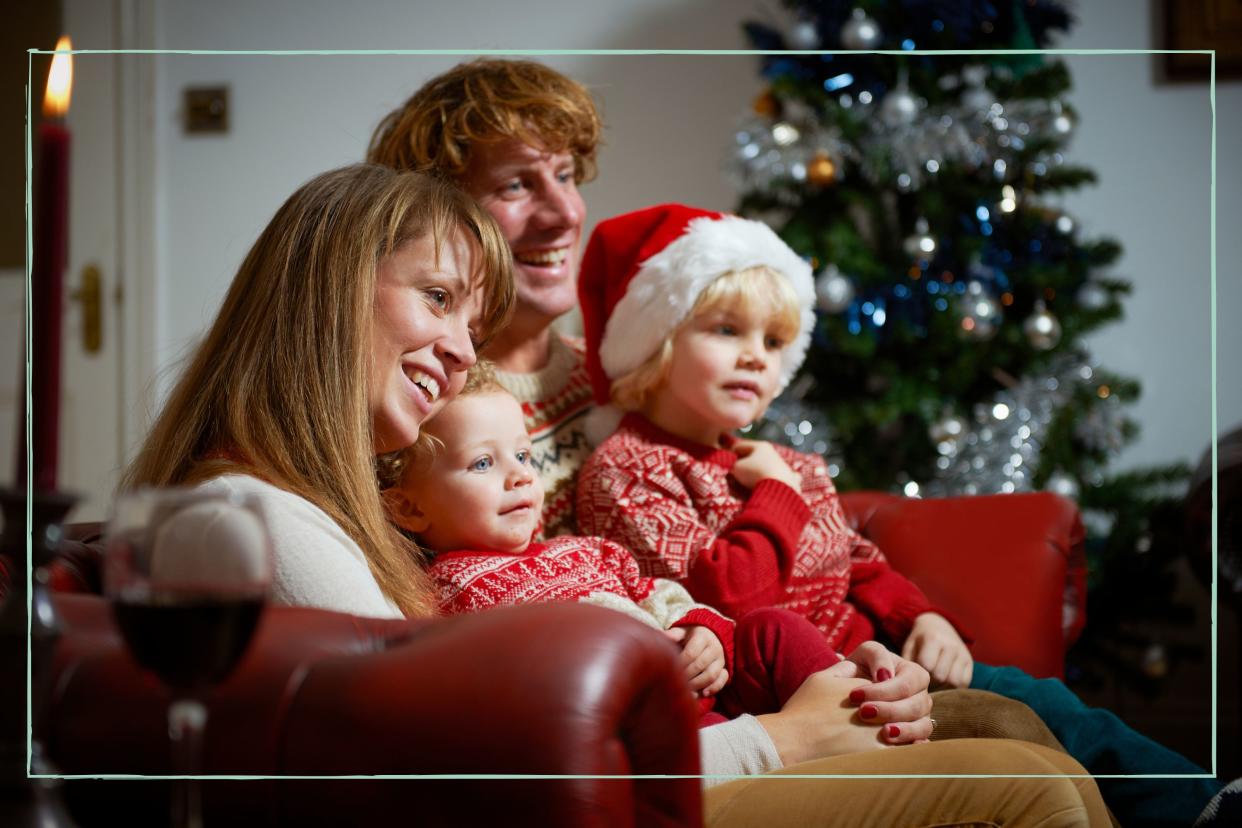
[664,625,729,697]
[730,439,801,493]
[902,612,973,689]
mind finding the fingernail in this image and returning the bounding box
[886,725,900,738]
[860,704,878,719]
[876,668,892,682]
[849,688,866,704]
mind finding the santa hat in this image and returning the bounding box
[578,203,815,443]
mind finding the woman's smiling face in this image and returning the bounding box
[369,229,483,454]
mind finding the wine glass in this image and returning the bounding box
[104,487,272,828]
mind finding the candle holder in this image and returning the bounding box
[0,486,79,827]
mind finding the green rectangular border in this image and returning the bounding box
[23,46,1218,783]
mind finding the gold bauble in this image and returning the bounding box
[753,90,780,118]
[808,152,838,186]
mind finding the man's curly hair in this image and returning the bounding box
[367,58,603,183]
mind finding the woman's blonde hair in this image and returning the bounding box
[367,58,603,182]
[121,164,514,617]
[611,266,803,412]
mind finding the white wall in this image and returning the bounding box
[124,0,1237,482]
[1059,2,1240,475]
[145,0,766,401]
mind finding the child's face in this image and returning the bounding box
[646,305,786,444]
[390,391,544,554]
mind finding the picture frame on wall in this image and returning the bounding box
[1161,0,1242,80]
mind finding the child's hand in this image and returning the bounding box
[664,625,729,697]
[730,439,802,493]
[902,612,973,689]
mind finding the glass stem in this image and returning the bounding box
[168,698,207,828]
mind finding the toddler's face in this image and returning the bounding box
[647,305,787,445]
[393,390,543,554]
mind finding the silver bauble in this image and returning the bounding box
[959,65,995,112]
[903,217,936,260]
[880,89,920,128]
[1045,471,1080,499]
[787,19,820,50]
[961,84,996,113]
[840,8,882,50]
[771,121,801,146]
[1023,302,1062,350]
[1078,282,1109,310]
[1141,643,1168,679]
[1052,102,1074,135]
[815,265,855,313]
[957,281,1002,340]
[930,413,966,448]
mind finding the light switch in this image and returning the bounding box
[184,86,229,134]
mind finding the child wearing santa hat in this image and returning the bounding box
[384,362,931,740]
[575,202,970,670]
[574,203,1222,826]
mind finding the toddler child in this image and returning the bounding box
[385,366,904,736]
[573,203,1221,827]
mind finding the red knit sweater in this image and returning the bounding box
[427,534,736,671]
[577,413,964,654]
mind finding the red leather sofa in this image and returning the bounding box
[23,490,1085,826]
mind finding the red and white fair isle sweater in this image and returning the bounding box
[427,534,737,670]
[577,413,965,654]
[494,334,594,539]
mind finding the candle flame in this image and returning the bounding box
[43,36,73,118]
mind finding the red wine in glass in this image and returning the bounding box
[111,592,264,694]
[106,488,272,828]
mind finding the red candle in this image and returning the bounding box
[19,37,72,492]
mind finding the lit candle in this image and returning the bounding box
[22,36,73,492]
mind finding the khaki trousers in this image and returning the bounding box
[704,739,1110,828]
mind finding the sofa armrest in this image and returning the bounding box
[840,492,1086,679]
[47,595,703,827]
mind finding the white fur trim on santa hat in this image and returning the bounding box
[597,214,815,395]
[584,404,625,447]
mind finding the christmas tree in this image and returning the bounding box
[734,1,1193,689]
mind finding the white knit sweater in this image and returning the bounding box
[195,474,402,619]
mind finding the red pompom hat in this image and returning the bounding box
[578,203,815,442]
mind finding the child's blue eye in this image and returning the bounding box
[516,449,530,465]
[717,325,737,336]
[765,336,784,349]
[469,456,493,472]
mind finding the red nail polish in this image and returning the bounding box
[860,704,878,719]
[887,725,900,738]
[849,688,866,704]
[876,668,893,682]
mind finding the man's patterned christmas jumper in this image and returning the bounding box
[576,413,967,654]
[494,334,593,538]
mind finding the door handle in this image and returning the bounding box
[71,264,102,354]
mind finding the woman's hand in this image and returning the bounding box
[755,673,886,766]
[902,612,973,689]
[822,641,935,744]
[730,440,802,493]
[664,625,729,697]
